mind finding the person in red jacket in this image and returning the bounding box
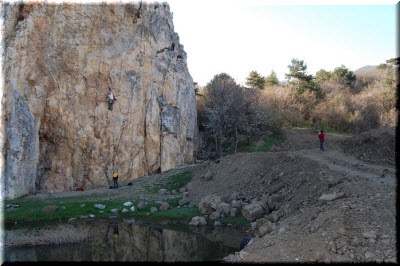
[318,130,325,151]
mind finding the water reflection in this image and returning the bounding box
[5,219,247,262]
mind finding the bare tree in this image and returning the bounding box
[203,73,238,157]
[202,73,273,157]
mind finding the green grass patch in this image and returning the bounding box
[140,206,201,221]
[324,128,354,137]
[148,171,193,193]
[239,132,285,153]
[291,126,312,130]
[5,172,196,226]
[4,194,200,226]
[289,125,354,137]
[5,194,249,234]
[216,216,251,228]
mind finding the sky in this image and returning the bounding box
[165,0,398,86]
[1,0,397,86]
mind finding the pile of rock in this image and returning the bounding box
[195,192,285,224]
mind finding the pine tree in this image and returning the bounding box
[245,71,265,90]
[265,70,279,87]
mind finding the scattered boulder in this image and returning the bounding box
[123,202,134,207]
[94,204,106,210]
[214,221,222,227]
[278,227,287,235]
[159,202,170,211]
[210,211,221,219]
[263,211,279,223]
[202,170,214,181]
[225,191,240,204]
[258,195,270,212]
[179,187,188,193]
[267,194,284,211]
[189,216,207,226]
[158,189,167,195]
[137,201,148,209]
[178,197,190,206]
[261,221,275,236]
[362,230,377,240]
[242,203,264,221]
[217,202,231,216]
[230,207,240,217]
[327,177,343,188]
[230,199,242,209]
[318,192,345,203]
[199,195,222,214]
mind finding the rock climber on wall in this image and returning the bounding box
[107,87,117,111]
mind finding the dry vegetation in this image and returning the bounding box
[196,59,397,158]
[5,224,91,247]
[262,64,397,134]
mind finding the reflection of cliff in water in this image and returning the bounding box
[5,220,245,262]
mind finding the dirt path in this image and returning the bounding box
[221,127,397,263]
[28,163,203,201]
[279,128,396,185]
[295,149,396,185]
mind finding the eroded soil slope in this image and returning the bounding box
[189,127,396,263]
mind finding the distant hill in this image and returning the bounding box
[354,65,377,74]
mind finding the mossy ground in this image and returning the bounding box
[4,171,248,229]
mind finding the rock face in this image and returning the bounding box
[1,2,197,199]
[4,90,40,199]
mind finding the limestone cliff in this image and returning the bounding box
[1,2,197,199]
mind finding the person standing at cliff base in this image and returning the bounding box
[112,171,119,188]
[318,130,325,151]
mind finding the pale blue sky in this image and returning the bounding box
[166,0,397,86]
[3,0,395,86]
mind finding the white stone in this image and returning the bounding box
[94,204,106,209]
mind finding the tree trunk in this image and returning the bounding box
[234,126,238,154]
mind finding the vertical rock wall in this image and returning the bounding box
[4,90,40,199]
[1,2,197,199]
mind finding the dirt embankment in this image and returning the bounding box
[215,127,396,263]
[26,127,397,263]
